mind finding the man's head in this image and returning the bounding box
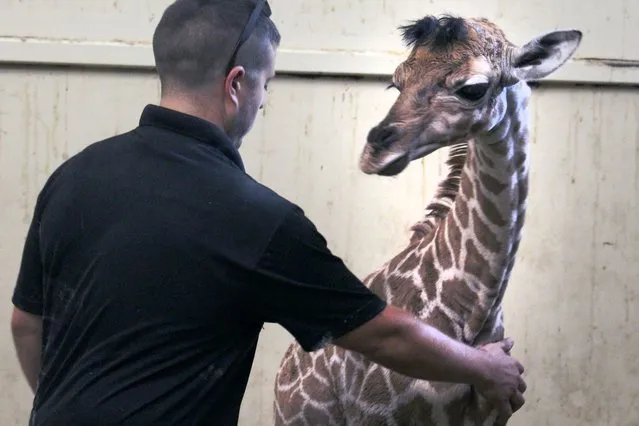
[153,0,280,148]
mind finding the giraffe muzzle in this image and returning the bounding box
[366,124,403,149]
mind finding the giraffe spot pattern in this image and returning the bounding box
[472,207,502,252]
[440,279,479,324]
[477,148,496,168]
[455,195,470,228]
[387,273,425,314]
[398,251,421,273]
[427,305,458,339]
[418,253,440,301]
[368,271,389,301]
[464,238,493,283]
[435,226,455,269]
[358,367,395,407]
[461,174,474,198]
[444,214,464,269]
[479,170,508,195]
[474,182,507,227]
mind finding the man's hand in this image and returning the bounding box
[474,338,527,426]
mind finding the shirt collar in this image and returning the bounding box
[138,104,245,171]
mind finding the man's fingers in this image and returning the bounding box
[500,337,514,353]
[496,402,513,426]
[516,360,525,374]
[510,391,526,412]
[518,376,527,393]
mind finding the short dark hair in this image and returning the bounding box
[152,0,281,94]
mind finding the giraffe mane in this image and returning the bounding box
[410,142,468,235]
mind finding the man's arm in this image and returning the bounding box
[11,189,47,393]
[247,205,526,424]
[333,304,526,425]
[11,307,43,393]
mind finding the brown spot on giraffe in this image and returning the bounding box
[461,174,475,198]
[359,369,394,406]
[475,183,508,227]
[479,171,509,195]
[367,271,388,300]
[427,305,459,339]
[464,239,493,282]
[434,224,455,269]
[445,212,464,268]
[418,252,440,301]
[472,207,502,252]
[478,150,496,168]
[275,13,582,426]
[398,251,421,273]
[440,278,479,324]
[390,394,440,424]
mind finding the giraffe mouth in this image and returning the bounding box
[409,142,444,161]
[376,154,410,176]
[368,143,442,176]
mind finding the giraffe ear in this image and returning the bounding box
[510,29,582,81]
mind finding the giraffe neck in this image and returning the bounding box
[415,82,531,344]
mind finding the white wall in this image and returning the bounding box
[1,1,638,425]
[1,0,638,83]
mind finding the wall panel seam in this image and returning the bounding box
[1,38,638,85]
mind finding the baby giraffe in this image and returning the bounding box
[274,15,582,425]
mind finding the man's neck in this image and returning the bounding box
[159,95,225,130]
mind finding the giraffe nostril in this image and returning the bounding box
[367,125,402,148]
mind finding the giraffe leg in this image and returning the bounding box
[274,342,345,426]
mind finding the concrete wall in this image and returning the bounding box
[1,1,638,425]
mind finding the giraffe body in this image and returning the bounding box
[274,15,582,426]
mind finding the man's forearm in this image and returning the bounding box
[11,308,43,393]
[368,315,490,384]
[333,305,500,386]
[345,307,490,385]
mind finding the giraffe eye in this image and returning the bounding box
[386,82,400,91]
[456,83,490,102]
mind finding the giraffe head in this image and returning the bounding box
[360,15,582,176]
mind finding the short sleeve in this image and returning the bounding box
[249,206,387,352]
[12,206,44,316]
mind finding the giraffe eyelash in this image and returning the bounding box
[386,82,400,91]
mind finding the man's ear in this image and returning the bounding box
[510,29,582,81]
[225,66,246,107]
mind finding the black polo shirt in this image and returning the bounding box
[11,104,387,426]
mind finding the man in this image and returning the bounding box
[10,1,526,425]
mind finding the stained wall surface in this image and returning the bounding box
[1,1,637,426]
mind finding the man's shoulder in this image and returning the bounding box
[236,178,328,252]
[233,174,299,225]
[73,130,138,161]
[50,130,136,174]
[34,131,137,204]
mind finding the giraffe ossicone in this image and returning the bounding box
[274,14,582,426]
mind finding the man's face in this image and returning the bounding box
[226,42,276,149]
